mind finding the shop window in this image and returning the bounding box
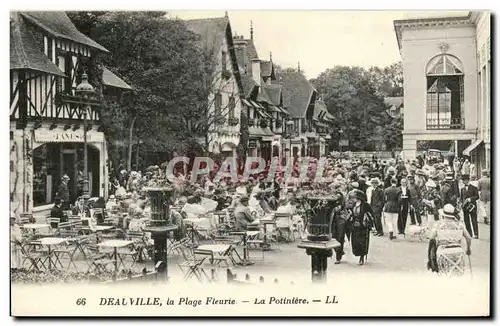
[33,144,59,206]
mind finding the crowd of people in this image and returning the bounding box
[14,153,488,274]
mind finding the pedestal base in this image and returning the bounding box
[298,239,340,283]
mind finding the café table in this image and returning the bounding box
[97,239,134,272]
[34,237,68,270]
[230,230,260,266]
[259,218,277,251]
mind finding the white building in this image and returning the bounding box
[394,11,490,173]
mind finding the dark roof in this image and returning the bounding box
[240,73,257,98]
[281,70,315,118]
[184,17,228,56]
[262,83,281,106]
[10,12,66,76]
[102,67,132,90]
[245,39,259,61]
[257,81,273,104]
[20,11,108,52]
[260,61,272,77]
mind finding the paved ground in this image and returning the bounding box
[17,220,490,284]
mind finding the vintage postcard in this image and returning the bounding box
[9,9,491,317]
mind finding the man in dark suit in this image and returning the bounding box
[57,174,70,210]
[50,198,66,223]
[397,178,411,235]
[384,178,400,240]
[461,174,480,239]
[370,178,385,236]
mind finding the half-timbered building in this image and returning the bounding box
[10,12,130,216]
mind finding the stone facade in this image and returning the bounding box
[395,12,491,172]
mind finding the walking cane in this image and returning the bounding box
[467,254,473,279]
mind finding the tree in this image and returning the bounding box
[311,66,388,151]
[68,11,206,170]
[368,61,403,97]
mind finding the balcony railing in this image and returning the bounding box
[426,117,465,130]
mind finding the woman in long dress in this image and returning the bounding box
[347,189,374,265]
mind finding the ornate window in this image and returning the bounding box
[426,54,464,130]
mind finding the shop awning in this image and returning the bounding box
[278,107,290,115]
[242,99,253,107]
[463,139,483,156]
[256,109,273,119]
[249,100,263,109]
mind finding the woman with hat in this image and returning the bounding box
[426,204,472,273]
[330,191,348,264]
[347,189,374,265]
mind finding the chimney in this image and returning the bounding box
[250,21,254,40]
[297,62,301,73]
[251,58,261,86]
[234,37,248,74]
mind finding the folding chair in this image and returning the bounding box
[19,213,33,225]
[68,216,87,235]
[46,217,60,231]
[20,240,48,272]
[194,246,232,282]
[175,244,208,282]
[275,213,295,242]
[53,229,79,270]
[126,230,151,264]
[85,235,115,273]
[56,221,72,237]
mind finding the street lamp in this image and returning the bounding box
[76,72,95,206]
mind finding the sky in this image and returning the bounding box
[169,10,470,79]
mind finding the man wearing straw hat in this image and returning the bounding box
[234,195,259,231]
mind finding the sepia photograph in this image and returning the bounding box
[8,8,492,317]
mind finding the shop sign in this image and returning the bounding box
[339,139,349,146]
[248,140,257,149]
[34,130,104,143]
